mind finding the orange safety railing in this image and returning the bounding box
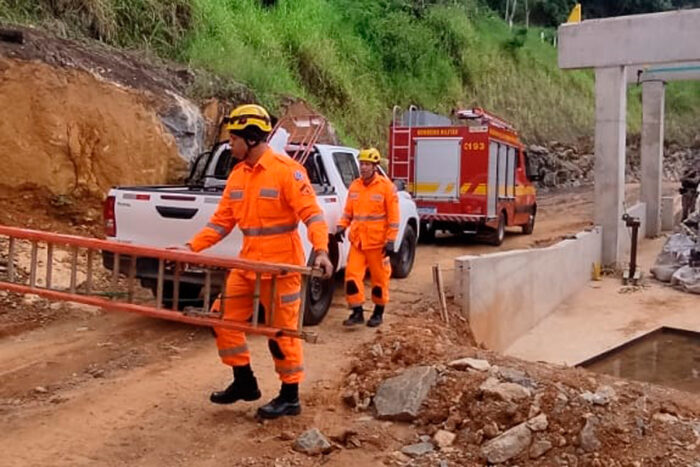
[0,225,322,342]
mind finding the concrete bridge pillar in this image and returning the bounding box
[640,80,666,237]
[594,66,627,265]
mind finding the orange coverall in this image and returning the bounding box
[188,148,328,384]
[338,174,399,309]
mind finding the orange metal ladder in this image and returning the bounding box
[0,225,321,342]
[268,114,328,167]
[390,105,416,186]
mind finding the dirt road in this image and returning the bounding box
[0,185,663,466]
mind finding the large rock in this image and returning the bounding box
[529,438,553,459]
[433,430,456,448]
[496,367,537,389]
[401,442,434,457]
[579,416,601,452]
[159,92,205,163]
[374,366,437,421]
[526,414,548,432]
[480,377,532,402]
[449,357,491,372]
[481,422,532,463]
[580,385,616,406]
[293,428,332,455]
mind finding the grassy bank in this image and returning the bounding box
[1,0,698,147]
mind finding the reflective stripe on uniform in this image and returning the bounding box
[240,223,298,236]
[304,214,324,226]
[259,188,279,198]
[281,291,301,304]
[206,222,230,236]
[218,344,249,357]
[354,214,386,221]
[388,223,400,229]
[276,365,304,375]
[370,194,383,201]
[229,190,244,200]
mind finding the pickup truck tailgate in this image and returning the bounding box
[112,188,343,259]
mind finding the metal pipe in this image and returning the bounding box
[156,258,164,309]
[86,249,94,294]
[29,241,38,288]
[112,252,120,290]
[0,280,304,340]
[203,269,211,314]
[8,237,15,282]
[172,263,180,311]
[251,272,261,327]
[69,246,78,294]
[297,275,308,332]
[268,275,278,326]
[46,243,54,289]
[0,225,313,276]
[127,255,137,303]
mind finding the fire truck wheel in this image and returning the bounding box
[486,211,506,246]
[391,224,417,279]
[522,212,535,235]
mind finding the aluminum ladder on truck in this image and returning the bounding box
[390,105,416,187]
[0,225,322,342]
[268,114,328,167]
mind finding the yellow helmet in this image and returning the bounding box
[225,104,273,133]
[357,147,381,164]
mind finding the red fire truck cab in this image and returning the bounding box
[389,106,540,245]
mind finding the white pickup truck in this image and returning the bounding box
[102,141,419,325]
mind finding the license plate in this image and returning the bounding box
[417,207,437,215]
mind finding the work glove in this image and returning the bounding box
[334,227,346,243]
[313,250,334,279]
[384,241,395,258]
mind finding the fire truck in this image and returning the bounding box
[388,106,540,245]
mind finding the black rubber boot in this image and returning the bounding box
[210,365,262,405]
[367,305,384,327]
[257,383,301,419]
[343,307,364,326]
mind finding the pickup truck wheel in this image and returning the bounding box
[391,224,417,279]
[485,211,506,246]
[303,251,336,326]
[143,280,203,311]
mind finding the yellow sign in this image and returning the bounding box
[415,128,459,137]
[464,142,486,152]
[566,3,581,23]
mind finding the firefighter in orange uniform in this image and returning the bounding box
[336,148,399,327]
[186,104,333,419]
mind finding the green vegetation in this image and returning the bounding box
[1,0,698,147]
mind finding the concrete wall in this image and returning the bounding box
[661,195,682,231]
[454,228,602,351]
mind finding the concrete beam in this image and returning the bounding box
[559,9,700,69]
[627,62,700,84]
[594,66,627,265]
[640,81,665,237]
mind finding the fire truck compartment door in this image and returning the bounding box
[414,138,462,199]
